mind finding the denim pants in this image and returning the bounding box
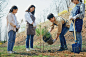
[59,27,69,48]
[73,32,82,50]
[7,30,16,51]
[26,35,34,48]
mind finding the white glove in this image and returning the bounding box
[53,39,56,43]
[69,16,73,20]
[72,16,76,20]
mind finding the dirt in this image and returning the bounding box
[1,11,86,57]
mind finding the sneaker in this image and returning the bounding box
[8,51,13,54]
[26,48,30,51]
[64,45,68,50]
[30,48,35,51]
[57,47,65,51]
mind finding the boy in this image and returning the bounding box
[47,13,70,51]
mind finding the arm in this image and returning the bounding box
[74,4,85,19]
[69,10,73,20]
[50,23,54,32]
[25,12,33,24]
[7,14,16,27]
[56,21,62,39]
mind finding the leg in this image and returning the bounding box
[30,35,34,48]
[7,30,14,51]
[26,35,30,48]
[11,31,16,51]
[73,32,82,50]
[59,27,69,48]
[76,32,82,50]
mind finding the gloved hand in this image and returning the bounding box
[72,16,76,20]
[53,39,57,43]
[69,16,73,20]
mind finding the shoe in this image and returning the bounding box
[26,48,30,51]
[12,51,17,53]
[64,45,68,50]
[30,48,35,51]
[8,51,13,54]
[57,47,65,51]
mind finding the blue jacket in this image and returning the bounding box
[69,3,84,32]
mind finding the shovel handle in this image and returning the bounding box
[71,20,77,43]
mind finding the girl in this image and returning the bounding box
[7,6,20,54]
[69,0,85,51]
[25,5,36,51]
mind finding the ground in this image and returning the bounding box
[0,11,86,57]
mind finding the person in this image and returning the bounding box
[25,5,36,51]
[69,0,85,51]
[7,5,20,54]
[47,13,70,51]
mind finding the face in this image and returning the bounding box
[30,7,35,12]
[49,17,55,22]
[72,0,79,4]
[13,9,18,14]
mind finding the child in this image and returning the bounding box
[47,13,70,51]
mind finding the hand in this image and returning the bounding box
[14,25,16,27]
[32,22,34,24]
[69,16,73,20]
[16,25,20,29]
[72,16,76,20]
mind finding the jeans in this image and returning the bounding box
[7,30,16,51]
[59,27,69,48]
[26,35,34,48]
[73,32,82,50]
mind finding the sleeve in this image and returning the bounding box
[25,12,33,24]
[7,14,16,27]
[16,20,20,29]
[33,21,36,27]
[69,10,73,20]
[57,20,62,34]
[75,3,85,19]
[51,23,54,29]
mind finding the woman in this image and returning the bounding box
[25,5,36,51]
[69,0,85,51]
[7,6,20,54]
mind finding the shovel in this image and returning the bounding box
[72,20,81,53]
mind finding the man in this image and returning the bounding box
[47,13,70,51]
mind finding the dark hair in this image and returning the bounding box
[9,5,18,13]
[80,0,82,2]
[71,0,82,2]
[26,5,35,15]
[47,13,54,20]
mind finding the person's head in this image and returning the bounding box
[26,5,35,15]
[71,0,82,4]
[47,13,55,22]
[9,5,18,14]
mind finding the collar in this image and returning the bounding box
[76,2,81,6]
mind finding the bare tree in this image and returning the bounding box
[0,0,9,41]
[65,0,71,12]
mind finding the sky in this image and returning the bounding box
[7,0,53,23]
